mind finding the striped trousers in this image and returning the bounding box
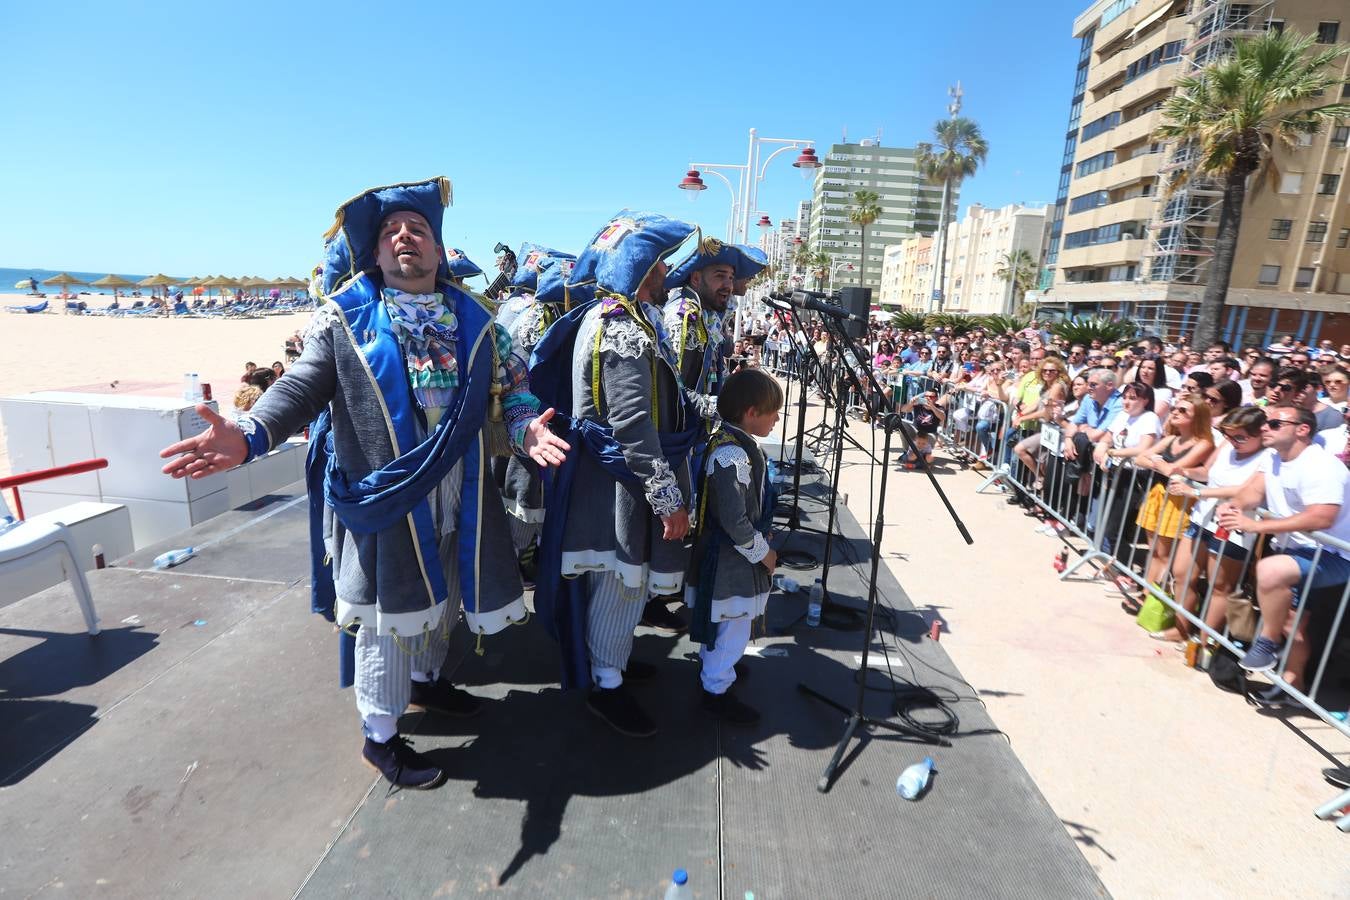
[586,571,647,689]
[354,614,451,742]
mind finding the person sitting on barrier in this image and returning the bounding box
[897,388,945,470]
[1011,356,1070,494]
[1162,406,1270,644]
[1094,382,1162,593]
[970,363,1008,468]
[1133,393,1215,601]
[1219,405,1350,704]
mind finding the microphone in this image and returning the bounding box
[769,290,867,324]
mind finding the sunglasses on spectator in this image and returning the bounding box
[1262,419,1297,430]
[1222,430,1257,443]
[1204,392,1222,402]
[1270,382,1293,392]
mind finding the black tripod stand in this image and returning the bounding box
[788,292,973,792]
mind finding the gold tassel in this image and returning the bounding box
[322,207,344,242]
[439,177,453,207]
[485,381,513,457]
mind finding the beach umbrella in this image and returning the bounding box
[137,273,179,300]
[14,278,35,290]
[201,275,240,300]
[42,272,89,299]
[90,274,136,296]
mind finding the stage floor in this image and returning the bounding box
[0,478,1107,898]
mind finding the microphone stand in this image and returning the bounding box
[796,304,973,793]
[764,304,827,568]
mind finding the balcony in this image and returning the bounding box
[1072,196,1157,231]
[1071,152,1162,195]
[1058,237,1148,270]
[1081,63,1178,126]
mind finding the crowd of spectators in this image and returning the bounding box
[760,314,1349,717]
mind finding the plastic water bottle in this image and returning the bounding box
[153,547,196,569]
[182,373,194,401]
[896,756,934,800]
[773,573,799,594]
[664,868,691,900]
[807,578,823,627]
[190,373,201,401]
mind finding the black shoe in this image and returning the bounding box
[1324,766,1350,789]
[587,684,657,737]
[640,598,689,633]
[409,679,483,718]
[624,658,658,682]
[734,661,750,681]
[362,735,446,790]
[700,689,761,726]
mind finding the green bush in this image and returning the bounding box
[1050,316,1140,346]
[889,310,929,331]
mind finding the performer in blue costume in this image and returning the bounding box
[160,177,570,790]
[444,247,484,287]
[530,210,701,738]
[642,241,769,632]
[662,239,768,418]
[492,247,579,575]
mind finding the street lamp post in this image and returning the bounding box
[679,129,820,245]
[829,262,854,293]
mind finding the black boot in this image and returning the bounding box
[700,688,761,725]
[587,684,657,737]
[362,735,446,790]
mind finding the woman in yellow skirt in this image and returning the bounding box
[1134,393,1215,593]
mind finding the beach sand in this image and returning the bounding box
[0,294,311,478]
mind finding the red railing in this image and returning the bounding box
[0,458,108,521]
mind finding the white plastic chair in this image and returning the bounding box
[0,493,100,635]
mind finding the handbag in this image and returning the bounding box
[1135,593,1176,633]
[1225,594,1259,644]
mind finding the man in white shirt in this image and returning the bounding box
[1219,405,1350,699]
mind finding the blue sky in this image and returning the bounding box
[0,0,1088,277]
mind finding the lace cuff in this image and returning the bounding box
[734,532,770,564]
[645,458,684,517]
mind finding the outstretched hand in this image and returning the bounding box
[524,407,571,468]
[160,404,248,479]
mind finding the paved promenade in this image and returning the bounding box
[809,396,1349,898]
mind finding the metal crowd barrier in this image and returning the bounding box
[932,404,1350,828]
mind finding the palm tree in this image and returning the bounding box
[994,249,1039,316]
[848,189,882,290]
[1154,30,1348,347]
[916,117,988,312]
[809,252,832,292]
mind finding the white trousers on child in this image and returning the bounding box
[700,616,752,695]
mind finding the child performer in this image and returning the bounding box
[687,369,782,724]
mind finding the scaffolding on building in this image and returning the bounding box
[1145,0,1274,315]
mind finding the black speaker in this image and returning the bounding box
[837,286,871,339]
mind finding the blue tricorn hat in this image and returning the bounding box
[320,176,453,296]
[445,248,482,279]
[534,255,591,305]
[511,243,576,291]
[665,239,770,289]
[568,211,698,299]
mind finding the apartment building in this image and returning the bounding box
[1037,0,1349,344]
[807,140,946,294]
[942,203,1049,314]
[880,236,935,310]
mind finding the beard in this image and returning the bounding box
[384,254,436,284]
